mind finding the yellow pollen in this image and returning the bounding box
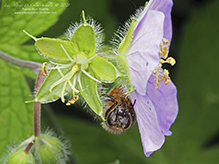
[163,69,170,85]
[153,39,176,89]
[42,62,48,76]
[167,57,176,66]
[163,38,170,45]
[159,59,165,64]
[159,45,168,59]
[66,95,79,106]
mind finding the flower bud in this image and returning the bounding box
[6,150,34,164]
[38,135,66,164]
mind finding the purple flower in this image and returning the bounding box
[125,0,178,157]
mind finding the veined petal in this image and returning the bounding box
[126,10,164,95]
[147,73,178,136]
[135,0,173,42]
[130,91,164,157]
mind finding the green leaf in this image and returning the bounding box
[0,0,67,45]
[90,55,118,82]
[0,0,67,155]
[0,60,33,154]
[70,23,96,56]
[79,67,102,116]
[0,44,45,79]
[35,38,78,63]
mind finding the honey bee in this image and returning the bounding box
[101,85,136,134]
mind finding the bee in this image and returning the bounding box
[101,85,136,134]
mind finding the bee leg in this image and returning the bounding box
[103,94,116,102]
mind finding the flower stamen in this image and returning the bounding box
[66,95,79,105]
[49,64,80,102]
[153,39,176,89]
[42,62,48,76]
[60,44,74,62]
[81,67,101,83]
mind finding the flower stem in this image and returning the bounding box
[34,101,41,137]
[33,71,44,137]
[24,140,35,153]
[0,50,42,69]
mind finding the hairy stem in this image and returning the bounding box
[24,140,35,153]
[34,71,44,137]
[0,50,41,69]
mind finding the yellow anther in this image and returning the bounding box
[159,75,165,81]
[42,62,48,76]
[154,38,175,89]
[163,69,169,78]
[160,59,165,64]
[66,95,79,106]
[165,78,170,85]
[163,38,170,46]
[163,69,170,85]
[167,57,176,66]
[160,45,168,59]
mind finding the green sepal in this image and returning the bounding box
[7,150,35,164]
[35,38,78,63]
[70,24,95,57]
[117,54,134,93]
[90,55,118,82]
[79,67,103,116]
[35,67,72,103]
[118,18,137,55]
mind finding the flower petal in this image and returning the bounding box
[147,74,178,136]
[148,0,173,42]
[136,0,173,42]
[130,91,164,157]
[126,10,164,95]
[130,74,178,157]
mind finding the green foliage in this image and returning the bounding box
[0,0,66,155]
[0,62,33,153]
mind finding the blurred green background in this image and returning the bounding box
[0,0,219,163]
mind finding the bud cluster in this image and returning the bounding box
[3,131,69,164]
